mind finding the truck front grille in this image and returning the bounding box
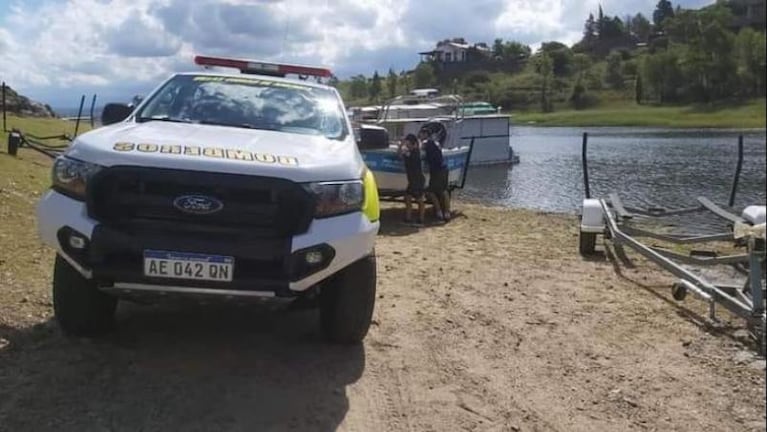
[87,167,315,237]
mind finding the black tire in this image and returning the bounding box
[320,254,377,345]
[7,132,20,157]
[53,255,117,336]
[671,283,687,301]
[579,231,597,255]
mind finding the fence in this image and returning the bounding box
[2,81,97,158]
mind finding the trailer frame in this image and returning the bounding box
[578,132,766,354]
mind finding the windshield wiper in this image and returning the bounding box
[136,116,191,124]
[195,120,281,131]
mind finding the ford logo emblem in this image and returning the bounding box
[173,195,224,215]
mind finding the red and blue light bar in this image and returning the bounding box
[194,55,332,78]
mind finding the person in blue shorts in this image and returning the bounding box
[398,134,426,225]
[418,127,450,222]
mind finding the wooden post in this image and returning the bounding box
[89,94,97,128]
[582,132,591,199]
[2,82,7,133]
[73,95,85,138]
[728,135,744,208]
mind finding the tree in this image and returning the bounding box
[635,73,644,104]
[570,76,593,109]
[653,0,675,29]
[503,41,532,60]
[491,39,531,61]
[665,8,698,44]
[624,14,634,35]
[585,67,604,90]
[623,59,638,76]
[464,71,491,88]
[663,3,736,101]
[535,53,554,112]
[493,38,505,58]
[631,13,652,41]
[386,68,398,98]
[369,71,382,101]
[349,75,368,100]
[583,13,597,46]
[413,62,435,88]
[735,28,767,96]
[399,70,412,93]
[573,53,592,77]
[605,51,624,89]
[327,75,339,88]
[642,48,683,103]
[539,41,574,76]
[597,5,605,36]
[755,33,767,96]
[600,16,625,39]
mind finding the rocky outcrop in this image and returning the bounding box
[1,83,56,117]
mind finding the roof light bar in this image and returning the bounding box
[194,55,332,78]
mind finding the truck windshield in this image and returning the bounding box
[135,74,348,140]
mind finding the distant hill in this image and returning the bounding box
[1,83,56,117]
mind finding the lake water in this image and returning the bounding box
[458,127,767,219]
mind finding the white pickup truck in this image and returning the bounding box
[36,56,381,344]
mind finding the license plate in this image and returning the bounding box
[143,250,234,282]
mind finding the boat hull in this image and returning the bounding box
[361,147,469,196]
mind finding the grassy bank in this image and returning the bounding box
[511,99,767,129]
[3,114,91,141]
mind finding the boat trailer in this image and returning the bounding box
[578,133,766,354]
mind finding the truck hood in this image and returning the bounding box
[65,121,364,183]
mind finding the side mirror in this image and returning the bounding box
[358,124,390,150]
[101,103,133,126]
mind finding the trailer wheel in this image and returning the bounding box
[579,231,597,255]
[671,283,687,301]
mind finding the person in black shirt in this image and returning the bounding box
[418,127,450,222]
[398,134,426,225]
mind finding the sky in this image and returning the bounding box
[0,0,712,108]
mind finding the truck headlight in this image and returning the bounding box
[304,180,364,218]
[52,156,102,200]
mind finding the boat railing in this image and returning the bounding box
[376,94,465,125]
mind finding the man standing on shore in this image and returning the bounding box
[398,134,426,225]
[418,127,450,222]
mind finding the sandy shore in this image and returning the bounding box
[1,151,765,431]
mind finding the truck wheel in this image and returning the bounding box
[320,254,377,345]
[53,254,117,336]
[579,231,597,255]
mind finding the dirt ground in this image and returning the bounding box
[1,150,765,432]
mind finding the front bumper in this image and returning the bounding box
[37,190,378,297]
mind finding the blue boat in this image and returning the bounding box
[361,145,470,197]
[354,96,472,198]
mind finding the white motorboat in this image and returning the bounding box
[349,90,519,166]
[354,95,472,197]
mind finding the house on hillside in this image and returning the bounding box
[727,0,766,30]
[418,39,492,64]
[416,38,526,78]
[696,0,766,30]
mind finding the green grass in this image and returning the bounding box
[511,99,767,129]
[3,114,92,142]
